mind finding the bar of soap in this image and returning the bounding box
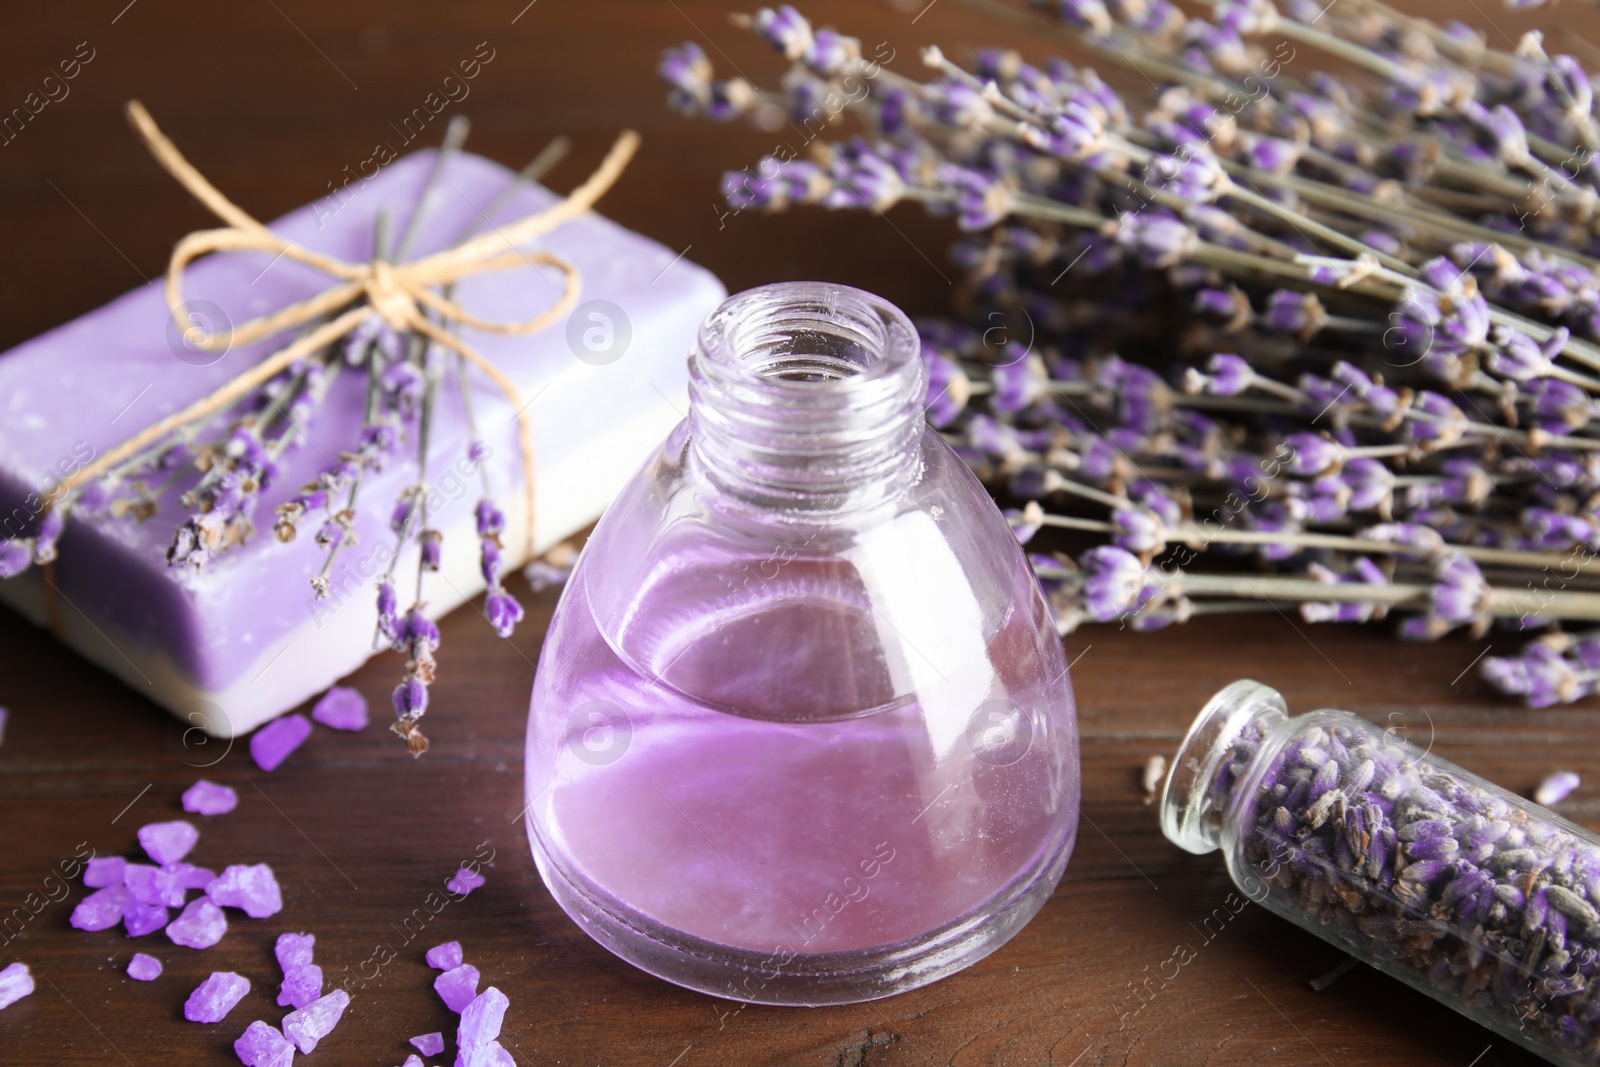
[0,148,724,737]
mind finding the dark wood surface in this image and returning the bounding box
[0,1,1596,1065]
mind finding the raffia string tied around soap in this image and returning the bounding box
[54,101,641,570]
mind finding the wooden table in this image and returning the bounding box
[0,1,1591,1064]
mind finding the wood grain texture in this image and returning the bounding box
[0,1,1593,1064]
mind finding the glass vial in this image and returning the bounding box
[525,282,1080,1005]
[1163,680,1600,1064]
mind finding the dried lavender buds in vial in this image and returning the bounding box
[1162,681,1600,1065]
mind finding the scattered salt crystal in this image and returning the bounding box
[185,971,251,1023]
[434,963,480,1012]
[277,965,322,1009]
[127,953,162,981]
[83,856,127,889]
[71,884,132,931]
[402,1056,424,1067]
[234,1019,295,1067]
[124,863,186,908]
[275,932,315,971]
[1142,754,1167,805]
[250,714,312,772]
[1536,770,1581,806]
[166,898,228,949]
[410,1031,445,1055]
[171,863,217,891]
[122,900,170,938]
[281,988,350,1053]
[182,779,239,816]
[446,867,486,896]
[206,864,283,918]
[457,986,510,1066]
[424,940,462,971]
[311,686,368,731]
[0,962,33,1010]
[137,820,200,865]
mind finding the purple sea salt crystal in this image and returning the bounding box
[127,953,161,981]
[1536,771,1581,806]
[234,1020,295,1067]
[124,863,184,907]
[426,941,463,971]
[402,1057,424,1067]
[434,964,481,1013]
[250,714,312,772]
[276,932,315,971]
[207,864,284,919]
[166,897,227,949]
[311,686,368,731]
[0,962,33,1010]
[137,820,199,865]
[182,779,238,816]
[123,900,170,938]
[185,971,251,1024]
[84,856,126,889]
[71,884,132,931]
[411,1032,446,1056]
[446,867,486,897]
[277,966,322,1010]
[458,986,511,1067]
[282,989,350,1054]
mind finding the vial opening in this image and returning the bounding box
[1159,680,1287,855]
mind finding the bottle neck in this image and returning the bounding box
[687,282,926,514]
[1160,680,1288,855]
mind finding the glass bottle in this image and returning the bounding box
[524,281,1079,1005]
[1163,680,1600,1065]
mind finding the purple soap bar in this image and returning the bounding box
[234,1020,294,1067]
[251,715,311,772]
[424,940,462,971]
[282,988,349,1053]
[71,884,131,931]
[126,952,162,981]
[182,779,238,815]
[137,820,199,864]
[410,1031,444,1056]
[434,963,479,1013]
[185,971,250,1023]
[311,686,367,731]
[166,897,227,949]
[83,856,126,888]
[206,864,283,918]
[0,148,725,738]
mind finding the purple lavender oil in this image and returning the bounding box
[523,283,1080,1004]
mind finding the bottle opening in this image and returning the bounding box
[1160,680,1287,855]
[689,282,925,510]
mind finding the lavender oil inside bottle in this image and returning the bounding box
[524,282,1079,1004]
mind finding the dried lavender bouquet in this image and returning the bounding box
[663,0,1600,705]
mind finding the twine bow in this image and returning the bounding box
[58,100,641,563]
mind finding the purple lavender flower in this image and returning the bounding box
[485,591,524,639]
[1080,545,1157,621]
[1483,642,1582,707]
[752,5,814,61]
[0,539,30,578]
[1282,433,1345,476]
